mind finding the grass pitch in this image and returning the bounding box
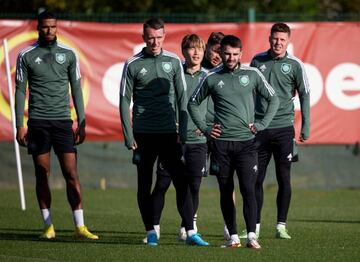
[0,188,359,261]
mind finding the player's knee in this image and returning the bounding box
[154,181,171,194]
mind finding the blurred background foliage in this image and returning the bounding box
[1,0,360,22]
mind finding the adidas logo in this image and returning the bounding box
[287,153,292,161]
[259,64,266,72]
[140,67,148,76]
[35,57,42,64]
[217,80,225,88]
[253,165,258,173]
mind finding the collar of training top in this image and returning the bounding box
[142,47,163,58]
[267,49,288,61]
[38,36,57,48]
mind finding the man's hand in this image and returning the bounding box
[210,124,221,139]
[249,123,257,134]
[195,128,203,136]
[16,127,27,147]
[299,135,308,143]
[74,126,86,145]
[131,141,138,150]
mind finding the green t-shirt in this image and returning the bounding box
[201,59,222,127]
[251,50,310,139]
[188,64,279,141]
[183,64,207,144]
[120,48,188,149]
[15,39,85,127]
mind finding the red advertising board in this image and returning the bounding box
[1,20,359,144]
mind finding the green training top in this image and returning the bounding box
[183,64,208,144]
[120,48,188,149]
[15,39,85,127]
[188,64,279,141]
[251,50,310,139]
[201,59,222,127]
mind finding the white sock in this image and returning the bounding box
[179,227,186,234]
[230,234,240,243]
[256,223,261,233]
[276,222,286,230]
[73,209,84,227]
[187,229,196,237]
[193,213,198,233]
[248,232,257,240]
[154,225,160,238]
[41,208,52,226]
[224,224,229,234]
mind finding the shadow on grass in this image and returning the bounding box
[292,219,360,224]
[0,228,139,244]
[0,228,221,247]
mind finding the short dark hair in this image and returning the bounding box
[143,18,165,34]
[271,23,291,36]
[37,11,56,26]
[220,35,242,50]
[207,32,225,47]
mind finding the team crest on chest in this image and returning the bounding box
[239,75,250,86]
[162,62,172,73]
[281,63,292,74]
[55,53,66,64]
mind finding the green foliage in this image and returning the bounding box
[1,0,360,14]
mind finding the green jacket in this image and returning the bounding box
[15,39,85,127]
[120,48,188,149]
[188,64,279,141]
[251,50,310,139]
[201,59,222,127]
[183,64,207,144]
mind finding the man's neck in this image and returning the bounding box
[226,63,240,71]
[145,48,161,56]
[270,50,286,60]
[186,63,201,74]
[38,36,56,47]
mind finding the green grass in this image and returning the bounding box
[0,188,359,261]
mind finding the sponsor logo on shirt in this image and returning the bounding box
[55,53,66,64]
[287,153,293,161]
[281,63,292,74]
[259,64,266,72]
[140,67,148,76]
[239,75,250,86]
[162,62,172,73]
[217,80,225,88]
[35,57,42,64]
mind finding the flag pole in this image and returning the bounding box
[3,38,26,210]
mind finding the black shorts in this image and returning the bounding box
[210,139,257,179]
[156,143,207,178]
[256,126,295,163]
[183,143,207,177]
[27,119,76,155]
[156,159,170,177]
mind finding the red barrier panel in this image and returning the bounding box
[1,20,359,144]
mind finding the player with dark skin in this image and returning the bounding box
[15,11,96,240]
